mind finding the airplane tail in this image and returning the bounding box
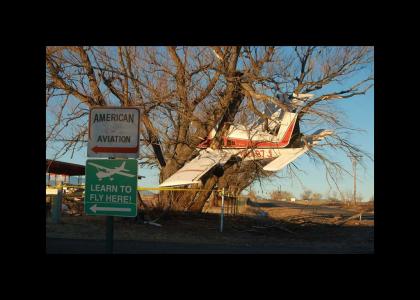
[269,93,314,143]
[275,111,297,143]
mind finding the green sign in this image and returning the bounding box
[85,159,138,217]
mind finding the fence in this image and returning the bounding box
[46,185,250,219]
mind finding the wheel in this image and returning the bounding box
[213,164,224,177]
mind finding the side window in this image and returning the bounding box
[269,125,280,135]
[226,139,235,146]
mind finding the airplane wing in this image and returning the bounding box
[159,149,232,187]
[263,129,333,171]
[114,171,136,178]
[88,162,112,171]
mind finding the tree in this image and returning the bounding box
[270,190,294,200]
[301,189,313,200]
[311,193,322,201]
[342,190,350,203]
[247,191,258,201]
[46,46,373,213]
[342,190,363,203]
[327,191,340,202]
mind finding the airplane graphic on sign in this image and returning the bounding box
[88,161,136,181]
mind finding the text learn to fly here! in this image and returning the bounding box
[88,184,134,204]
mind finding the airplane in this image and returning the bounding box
[88,161,135,181]
[159,93,333,187]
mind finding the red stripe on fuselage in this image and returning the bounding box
[197,118,297,149]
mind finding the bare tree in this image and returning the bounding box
[46,46,373,212]
[270,190,294,200]
[327,191,339,202]
[311,193,322,201]
[247,191,258,201]
[301,189,313,200]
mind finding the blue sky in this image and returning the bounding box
[248,64,375,200]
[46,47,374,201]
[251,86,374,200]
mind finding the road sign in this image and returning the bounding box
[84,159,138,217]
[87,107,140,158]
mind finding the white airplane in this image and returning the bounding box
[159,93,333,187]
[88,161,135,181]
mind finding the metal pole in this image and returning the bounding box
[353,158,357,205]
[52,181,63,224]
[220,188,225,233]
[106,216,114,253]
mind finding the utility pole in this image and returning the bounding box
[352,158,356,205]
[279,184,281,199]
[348,154,362,205]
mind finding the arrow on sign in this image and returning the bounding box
[91,146,138,153]
[90,204,131,213]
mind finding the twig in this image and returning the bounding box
[144,221,162,227]
[335,212,362,226]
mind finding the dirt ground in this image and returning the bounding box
[46,198,374,253]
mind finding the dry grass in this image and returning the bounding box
[46,198,374,250]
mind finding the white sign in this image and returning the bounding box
[87,107,140,158]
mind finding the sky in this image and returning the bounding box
[248,65,374,201]
[46,47,374,201]
[251,86,374,200]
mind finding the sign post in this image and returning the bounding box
[52,181,63,224]
[220,188,225,233]
[85,158,138,254]
[86,106,140,253]
[106,216,114,253]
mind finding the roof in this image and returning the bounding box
[46,159,85,176]
[46,159,145,179]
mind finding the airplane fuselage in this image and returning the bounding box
[196,122,297,162]
[222,148,286,161]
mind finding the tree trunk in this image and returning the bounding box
[188,176,219,212]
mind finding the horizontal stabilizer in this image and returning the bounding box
[302,129,333,145]
[159,149,232,187]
